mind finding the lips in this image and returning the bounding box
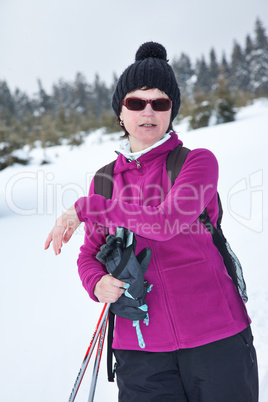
[140,124,156,127]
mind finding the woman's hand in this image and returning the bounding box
[44,204,81,255]
[94,274,126,303]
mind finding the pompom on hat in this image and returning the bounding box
[112,42,181,121]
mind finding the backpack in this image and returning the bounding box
[94,144,248,381]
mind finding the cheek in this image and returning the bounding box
[161,112,172,129]
[120,110,137,129]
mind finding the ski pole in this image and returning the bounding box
[88,312,109,402]
[68,303,110,402]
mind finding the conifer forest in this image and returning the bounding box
[1,18,268,170]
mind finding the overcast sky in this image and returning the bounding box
[1,0,268,96]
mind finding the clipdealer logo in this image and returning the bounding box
[4,168,264,234]
[4,170,93,216]
[227,170,263,233]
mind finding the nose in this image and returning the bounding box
[141,102,155,115]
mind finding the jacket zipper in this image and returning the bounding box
[148,238,180,349]
[135,158,180,348]
[136,159,141,169]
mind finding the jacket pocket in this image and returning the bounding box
[163,259,234,342]
[238,326,256,366]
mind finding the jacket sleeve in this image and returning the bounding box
[75,148,219,241]
[77,180,109,301]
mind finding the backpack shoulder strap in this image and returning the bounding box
[166,145,223,229]
[166,145,191,184]
[94,159,116,199]
[94,159,116,382]
[217,193,223,228]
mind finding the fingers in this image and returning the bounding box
[53,233,63,255]
[44,229,63,254]
[44,231,52,250]
[109,276,126,289]
[44,223,65,255]
[94,274,126,303]
[44,205,81,255]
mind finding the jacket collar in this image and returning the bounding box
[114,132,182,174]
[118,132,171,161]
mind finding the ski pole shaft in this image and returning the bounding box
[88,313,109,402]
[68,303,110,402]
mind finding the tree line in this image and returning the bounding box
[0,18,267,170]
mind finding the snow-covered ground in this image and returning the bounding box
[0,99,267,401]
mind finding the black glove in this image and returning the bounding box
[96,227,152,321]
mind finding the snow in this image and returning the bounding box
[0,99,268,401]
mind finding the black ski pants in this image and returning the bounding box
[114,326,258,402]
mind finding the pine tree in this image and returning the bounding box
[0,81,15,125]
[220,52,231,80]
[214,70,236,124]
[13,89,34,121]
[52,79,75,114]
[171,53,193,96]
[194,57,212,93]
[245,35,254,59]
[209,48,219,89]
[0,81,22,169]
[249,18,268,95]
[189,92,213,129]
[92,74,112,119]
[74,72,90,115]
[229,41,250,92]
[37,79,53,112]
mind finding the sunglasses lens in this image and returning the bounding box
[123,98,171,111]
[152,99,171,111]
[126,98,146,110]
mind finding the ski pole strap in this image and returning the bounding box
[106,243,134,383]
[133,321,145,349]
[111,243,133,279]
[107,311,115,382]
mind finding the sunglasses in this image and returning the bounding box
[122,97,172,112]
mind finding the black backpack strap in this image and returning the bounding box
[94,160,117,381]
[166,145,223,233]
[217,193,223,229]
[166,145,245,301]
[94,159,116,199]
[166,145,191,184]
[199,210,239,291]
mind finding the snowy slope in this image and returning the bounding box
[0,99,267,401]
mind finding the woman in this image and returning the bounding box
[45,42,258,401]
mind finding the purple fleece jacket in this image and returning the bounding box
[75,132,249,351]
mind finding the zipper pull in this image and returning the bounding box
[136,160,141,169]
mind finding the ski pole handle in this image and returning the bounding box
[114,227,125,249]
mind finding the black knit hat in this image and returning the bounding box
[112,42,181,121]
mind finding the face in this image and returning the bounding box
[119,88,172,152]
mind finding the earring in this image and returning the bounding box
[120,120,124,127]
